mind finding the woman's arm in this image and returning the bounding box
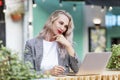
[68,54,80,73]
[24,40,34,69]
[55,35,75,56]
[55,34,81,73]
[65,43,81,73]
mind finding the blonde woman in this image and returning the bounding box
[24,10,80,76]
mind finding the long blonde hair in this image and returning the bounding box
[38,10,74,58]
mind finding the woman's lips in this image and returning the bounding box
[57,29,62,34]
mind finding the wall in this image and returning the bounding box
[106,7,120,49]
[106,27,120,49]
[5,0,23,59]
[33,5,49,36]
[82,5,106,59]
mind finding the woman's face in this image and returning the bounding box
[52,14,69,35]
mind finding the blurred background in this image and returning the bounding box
[0,0,120,60]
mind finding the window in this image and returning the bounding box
[117,15,120,26]
[105,14,117,27]
[105,14,120,27]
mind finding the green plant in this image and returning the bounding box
[107,44,120,70]
[0,44,49,80]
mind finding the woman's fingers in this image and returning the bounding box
[55,35,66,43]
[51,65,65,76]
[53,35,63,40]
[57,66,65,71]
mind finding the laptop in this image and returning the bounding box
[73,52,111,76]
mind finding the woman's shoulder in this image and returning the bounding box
[26,37,37,45]
[26,37,43,45]
[27,38,36,43]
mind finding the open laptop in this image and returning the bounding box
[75,52,111,76]
[66,52,111,76]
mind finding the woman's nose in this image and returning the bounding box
[61,26,64,30]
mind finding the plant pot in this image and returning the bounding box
[11,13,22,22]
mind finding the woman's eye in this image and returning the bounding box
[59,22,63,25]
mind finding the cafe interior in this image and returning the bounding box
[0,0,120,80]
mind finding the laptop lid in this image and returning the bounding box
[76,52,111,75]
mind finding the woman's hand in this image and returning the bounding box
[45,65,65,76]
[55,34,71,47]
[54,35,75,57]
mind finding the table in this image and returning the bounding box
[54,71,120,80]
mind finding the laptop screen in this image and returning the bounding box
[76,52,111,75]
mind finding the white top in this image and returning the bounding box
[41,40,58,71]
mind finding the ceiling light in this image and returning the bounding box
[73,4,77,11]
[59,0,63,7]
[93,18,101,26]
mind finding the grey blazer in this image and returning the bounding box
[24,37,80,73]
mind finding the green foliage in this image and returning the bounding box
[0,45,50,80]
[107,44,120,70]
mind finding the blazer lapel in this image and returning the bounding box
[57,49,64,66]
[34,38,43,71]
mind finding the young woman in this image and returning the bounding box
[24,10,80,76]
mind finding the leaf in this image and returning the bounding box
[0,46,50,79]
[107,44,120,70]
